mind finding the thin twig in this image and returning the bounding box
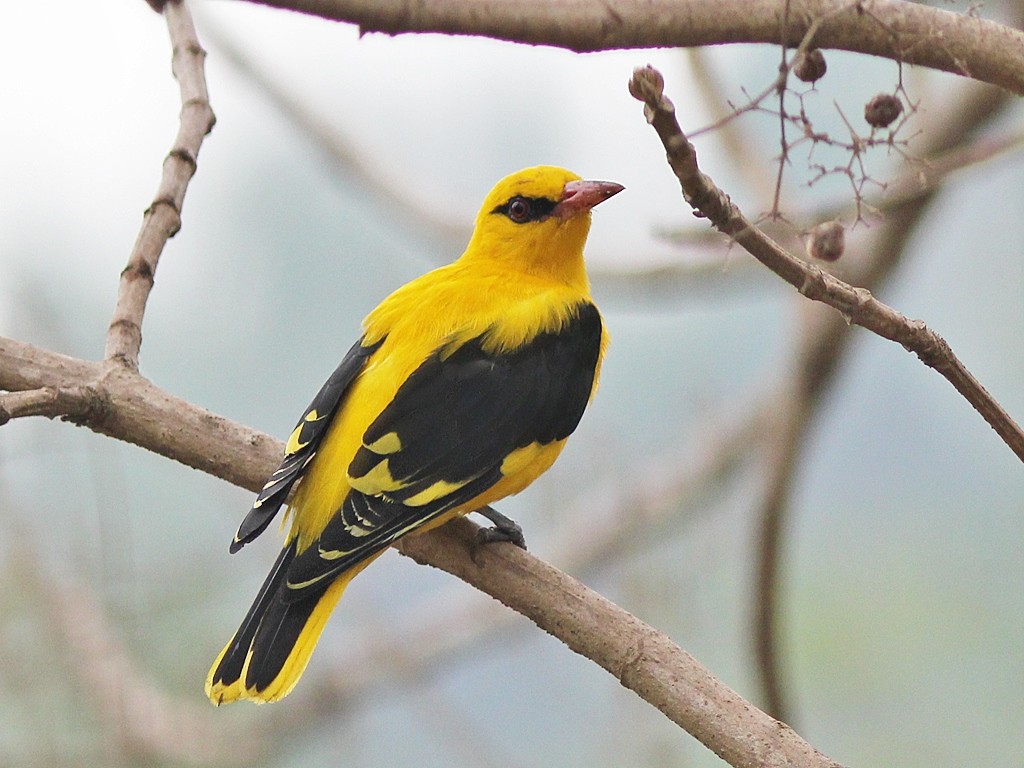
[773,0,794,217]
[751,386,807,722]
[103,0,215,369]
[747,78,1015,721]
[655,124,1024,257]
[685,49,777,205]
[628,65,1024,464]
[0,386,99,425]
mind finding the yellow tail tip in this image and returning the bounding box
[204,639,306,705]
[204,565,369,705]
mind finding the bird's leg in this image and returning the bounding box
[473,505,527,556]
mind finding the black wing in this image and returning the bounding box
[283,301,603,598]
[230,338,383,553]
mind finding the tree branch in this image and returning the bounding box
[240,0,1024,95]
[0,331,845,768]
[397,518,844,768]
[629,65,1024,465]
[751,73,1016,718]
[104,0,215,369]
[5,2,1010,764]
[0,336,278,492]
[0,385,99,425]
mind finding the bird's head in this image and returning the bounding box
[464,166,623,287]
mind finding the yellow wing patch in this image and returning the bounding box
[500,442,544,476]
[402,478,472,507]
[285,409,325,455]
[365,431,402,455]
[348,458,402,495]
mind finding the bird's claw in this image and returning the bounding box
[472,506,527,563]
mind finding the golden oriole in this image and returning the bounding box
[206,165,622,704]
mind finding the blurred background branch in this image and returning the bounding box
[1,0,1022,766]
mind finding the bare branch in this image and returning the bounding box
[752,387,808,723]
[629,65,1024,465]
[398,517,845,768]
[0,385,100,425]
[243,0,1024,95]
[104,0,215,369]
[0,336,277,491]
[0,332,845,768]
[655,123,1024,259]
[4,2,1014,763]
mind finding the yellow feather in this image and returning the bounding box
[205,554,381,704]
[288,167,608,550]
[402,478,472,507]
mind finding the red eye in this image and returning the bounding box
[507,197,532,223]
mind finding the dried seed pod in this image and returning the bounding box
[865,93,903,128]
[806,220,846,262]
[793,49,827,83]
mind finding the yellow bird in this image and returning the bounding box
[206,165,622,704]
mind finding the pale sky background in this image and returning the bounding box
[2,2,1023,767]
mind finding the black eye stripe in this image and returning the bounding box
[491,195,558,224]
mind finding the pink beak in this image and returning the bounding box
[553,179,624,220]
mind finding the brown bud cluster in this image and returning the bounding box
[629,65,665,102]
[864,93,903,128]
[806,220,846,262]
[793,49,827,83]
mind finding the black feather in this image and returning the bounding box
[286,301,603,599]
[207,540,297,691]
[230,338,383,552]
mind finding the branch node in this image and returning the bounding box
[143,195,183,238]
[615,636,647,686]
[167,145,198,173]
[907,322,949,368]
[121,259,155,283]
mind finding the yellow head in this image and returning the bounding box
[462,166,623,287]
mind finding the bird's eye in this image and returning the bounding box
[507,197,533,223]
